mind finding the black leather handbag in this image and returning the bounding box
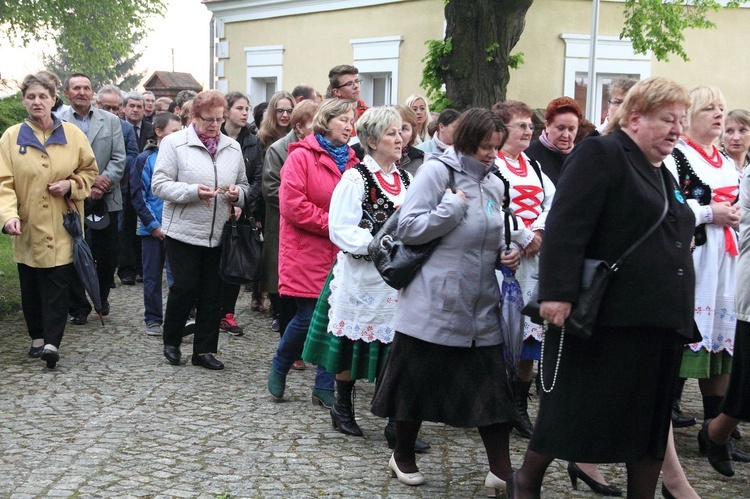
[219,201,263,285]
[368,162,456,290]
[521,172,669,339]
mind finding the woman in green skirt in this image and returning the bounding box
[302,106,428,451]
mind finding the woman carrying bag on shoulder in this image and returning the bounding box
[371,108,521,495]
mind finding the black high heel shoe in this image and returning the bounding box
[661,483,675,499]
[567,462,622,497]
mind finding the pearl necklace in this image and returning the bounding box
[686,138,723,168]
[502,153,528,177]
[375,170,402,196]
[540,321,565,393]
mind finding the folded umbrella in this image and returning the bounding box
[63,196,104,325]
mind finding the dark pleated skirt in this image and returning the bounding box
[722,320,750,421]
[370,332,517,428]
[529,325,683,463]
[302,266,390,382]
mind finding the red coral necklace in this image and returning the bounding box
[375,170,402,196]
[686,138,723,168]
[502,153,528,177]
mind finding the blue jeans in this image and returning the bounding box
[141,235,172,325]
[272,297,334,391]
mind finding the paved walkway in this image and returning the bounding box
[0,281,748,498]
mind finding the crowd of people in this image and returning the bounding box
[1,66,750,498]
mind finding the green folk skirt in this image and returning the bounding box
[302,266,390,383]
[679,348,733,379]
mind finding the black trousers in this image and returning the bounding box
[18,263,74,348]
[69,213,119,316]
[163,237,222,354]
[118,189,142,280]
[220,281,241,316]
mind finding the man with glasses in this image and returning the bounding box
[327,65,369,117]
[142,91,156,124]
[597,76,638,133]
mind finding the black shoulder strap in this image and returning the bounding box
[528,158,544,192]
[611,170,669,271]
[434,159,456,193]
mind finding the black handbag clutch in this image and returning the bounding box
[368,162,456,290]
[521,171,669,339]
[219,199,263,285]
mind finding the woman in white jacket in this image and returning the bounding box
[152,90,249,370]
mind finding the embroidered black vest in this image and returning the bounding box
[672,147,713,247]
[355,163,410,235]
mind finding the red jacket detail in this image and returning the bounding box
[278,134,358,298]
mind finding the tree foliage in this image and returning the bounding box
[44,32,146,91]
[0,0,165,78]
[622,0,746,61]
[421,0,747,110]
[0,94,27,136]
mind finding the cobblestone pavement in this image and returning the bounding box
[0,282,749,498]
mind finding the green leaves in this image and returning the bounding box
[2,0,165,81]
[621,0,747,61]
[420,38,454,111]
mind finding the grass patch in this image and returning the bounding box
[0,236,21,318]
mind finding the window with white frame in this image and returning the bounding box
[245,45,284,103]
[560,34,650,126]
[350,36,402,106]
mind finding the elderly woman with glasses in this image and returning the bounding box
[267,98,360,405]
[151,89,250,371]
[258,91,295,150]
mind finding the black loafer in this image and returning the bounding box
[28,345,44,358]
[41,348,59,368]
[671,409,697,428]
[71,314,88,325]
[100,302,110,316]
[163,345,181,365]
[120,276,135,285]
[191,353,224,370]
[730,440,750,463]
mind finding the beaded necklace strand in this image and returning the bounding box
[686,138,723,168]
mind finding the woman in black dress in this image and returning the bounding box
[511,77,695,498]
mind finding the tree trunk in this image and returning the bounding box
[442,0,534,110]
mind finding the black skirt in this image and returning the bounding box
[370,332,517,428]
[529,325,683,463]
[722,320,750,421]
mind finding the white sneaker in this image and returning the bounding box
[145,323,163,336]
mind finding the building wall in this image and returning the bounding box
[220,0,444,105]
[213,0,750,113]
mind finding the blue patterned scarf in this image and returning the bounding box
[316,133,349,173]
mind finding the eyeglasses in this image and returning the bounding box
[100,104,121,112]
[275,108,293,115]
[507,123,534,132]
[200,116,224,124]
[334,78,363,89]
[608,99,624,106]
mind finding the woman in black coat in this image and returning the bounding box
[511,77,696,499]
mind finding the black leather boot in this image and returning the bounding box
[672,378,697,428]
[384,418,431,453]
[330,380,364,437]
[512,380,534,439]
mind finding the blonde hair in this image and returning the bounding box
[686,86,726,130]
[311,98,358,136]
[607,77,690,134]
[405,94,432,142]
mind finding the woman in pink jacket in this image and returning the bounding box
[268,98,359,405]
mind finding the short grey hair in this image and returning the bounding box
[312,98,358,136]
[97,84,122,102]
[357,107,402,156]
[124,91,144,105]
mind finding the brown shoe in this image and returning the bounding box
[292,360,306,370]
